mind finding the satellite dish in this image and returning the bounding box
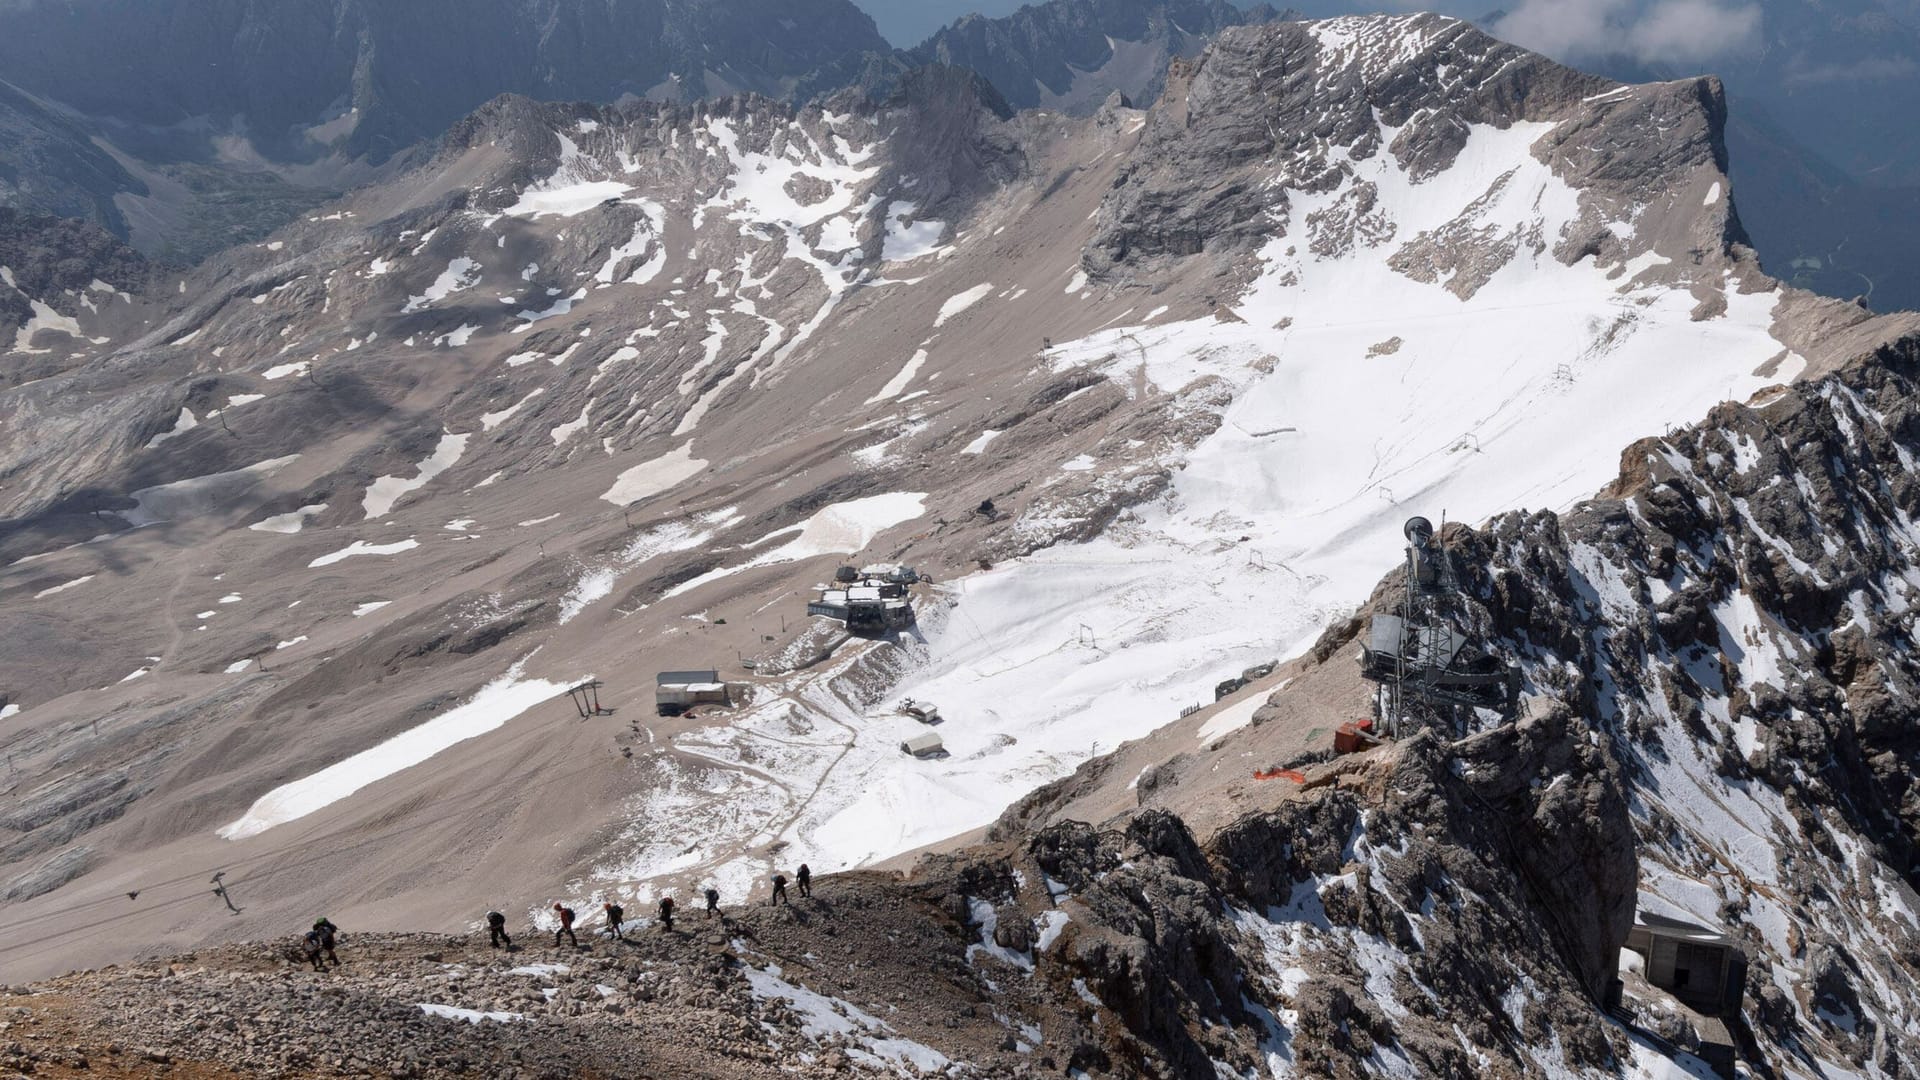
[1403,516,1434,547]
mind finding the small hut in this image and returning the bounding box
[655,669,729,716]
[900,731,945,758]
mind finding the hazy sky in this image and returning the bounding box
[856,0,1767,66]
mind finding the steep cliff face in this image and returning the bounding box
[910,0,1283,115]
[1467,343,1920,1075]
[0,208,166,386]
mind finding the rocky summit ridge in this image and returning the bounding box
[2,13,1920,1080]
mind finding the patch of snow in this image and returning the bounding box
[415,1004,525,1024]
[219,665,575,839]
[119,455,301,527]
[962,430,1002,455]
[882,201,946,262]
[352,600,393,617]
[402,258,482,313]
[249,503,328,534]
[34,575,94,599]
[504,180,630,219]
[866,348,929,404]
[435,324,479,348]
[935,284,992,327]
[145,407,199,448]
[363,432,470,518]
[600,443,706,506]
[308,539,419,568]
[481,390,543,430]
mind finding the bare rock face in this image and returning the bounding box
[911,0,1283,116]
[1087,13,1745,308]
[0,208,158,385]
[959,705,1639,1079]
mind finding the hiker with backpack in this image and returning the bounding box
[300,930,328,972]
[796,863,812,898]
[604,901,625,940]
[658,896,674,931]
[486,910,512,949]
[311,918,341,966]
[770,872,788,906]
[553,903,578,947]
[705,887,720,918]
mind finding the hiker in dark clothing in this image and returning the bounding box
[301,931,328,971]
[553,903,578,947]
[770,873,788,905]
[658,896,674,931]
[604,901,625,940]
[796,864,812,898]
[311,918,340,966]
[705,887,720,918]
[486,910,512,949]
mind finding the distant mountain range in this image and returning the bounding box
[2,0,1918,310]
[0,0,891,262]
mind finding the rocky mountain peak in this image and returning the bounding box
[4,10,1920,1078]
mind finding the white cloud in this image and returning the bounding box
[1620,0,1764,66]
[1363,0,1765,69]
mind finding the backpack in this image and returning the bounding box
[705,888,719,904]
[607,905,623,921]
[559,906,575,925]
[773,874,786,886]
[660,898,674,913]
[486,911,505,926]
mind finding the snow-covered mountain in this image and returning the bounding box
[3,13,1919,1077]
[0,0,892,262]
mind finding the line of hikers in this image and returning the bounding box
[297,865,816,965]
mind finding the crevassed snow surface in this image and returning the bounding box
[218,668,573,840]
[619,115,1817,896]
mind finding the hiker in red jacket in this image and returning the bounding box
[553,903,578,947]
